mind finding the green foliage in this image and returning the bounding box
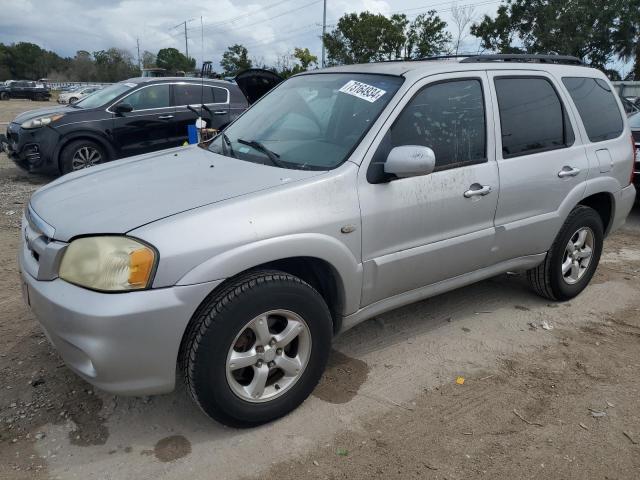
[322,10,450,65]
[221,44,252,76]
[156,47,195,73]
[275,47,319,78]
[92,48,139,82]
[470,0,640,77]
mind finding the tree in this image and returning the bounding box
[156,47,195,73]
[405,11,452,59]
[142,50,156,69]
[221,44,252,76]
[613,0,640,79]
[293,47,317,70]
[322,11,450,65]
[70,50,95,82]
[470,0,624,69]
[451,3,477,55]
[93,48,138,82]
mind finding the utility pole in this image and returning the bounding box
[136,37,141,71]
[321,0,327,68]
[184,21,189,59]
[172,19,195,59]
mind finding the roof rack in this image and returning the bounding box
[459,54,583,65]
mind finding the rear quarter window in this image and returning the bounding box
[562,77,624,142]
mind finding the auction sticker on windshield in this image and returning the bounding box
[339,80,386,103]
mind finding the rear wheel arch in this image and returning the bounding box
[578,192,613,235]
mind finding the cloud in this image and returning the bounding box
[0,0,498,70]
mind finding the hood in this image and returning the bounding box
[235,69,283,104]
[29,146,325,241]
[12,105,76,124]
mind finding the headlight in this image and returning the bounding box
[59,236,157,291]
[21,114,64,129]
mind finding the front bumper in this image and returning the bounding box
[2,123,59,174]
[19,242,222,395]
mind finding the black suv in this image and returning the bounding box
[1,71,281,175]
[0,80,51,101]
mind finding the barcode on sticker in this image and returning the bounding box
[339,80,386,103]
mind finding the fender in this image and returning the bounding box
[176,233,363,316]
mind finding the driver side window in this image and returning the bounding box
[390,79,487,171]
[124,84,170,111]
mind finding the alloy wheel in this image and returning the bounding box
[561,226,594,285]
[225,309,312,403]
[71,146,102,170]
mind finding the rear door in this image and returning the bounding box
[170,83,231,145]
[111,83,174,158]
[487,71,588,262]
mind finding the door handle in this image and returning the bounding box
[158,115,174,120]
[464,184,492,198]
[558,166,581,178]
[212,110,227,115]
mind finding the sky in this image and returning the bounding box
[0,0,503,71]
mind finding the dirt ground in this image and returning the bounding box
[0,99,639,480]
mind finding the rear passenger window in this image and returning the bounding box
[202,86,228,104]
[562,77,624,142]
[495,77,574,158]
[174,84,203,106]
[389,79,486,171]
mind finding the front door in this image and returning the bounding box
[358,72,499,306]
[112,83,174,158]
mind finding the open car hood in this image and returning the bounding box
[235,69,283,104]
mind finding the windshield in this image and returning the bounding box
[630,112,640,128]
[208,73,403,170]
[74,82,133,109]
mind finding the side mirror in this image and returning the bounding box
[113,103,133,114]
[384,145,436,179]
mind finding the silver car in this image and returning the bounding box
[57,86,102,104]
[19,55,636,427]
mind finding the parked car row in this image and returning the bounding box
[0,80,51,101]
[0,69,282,175]
[16,55,636,427]
[57,85,103,104]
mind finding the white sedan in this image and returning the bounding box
[57,86,102,104]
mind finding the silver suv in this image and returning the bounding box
[19,55,636,427]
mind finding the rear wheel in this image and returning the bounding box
[59,140,107,175]
[527,205,604,301]
[0,92,9,100]
[180,270,333,427]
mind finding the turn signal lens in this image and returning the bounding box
[59,236,156,291]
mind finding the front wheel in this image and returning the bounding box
[527,205,604,301]
[59,139,107,175]
[0,92,9,100]
[180,270,333,427]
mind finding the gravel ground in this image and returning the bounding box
[0,99,639,480]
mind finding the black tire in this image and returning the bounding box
[527,205,604,301]
[59,139,107,175]
[0,92,9,100]
[180,270,333,427]
[69,97,78,104]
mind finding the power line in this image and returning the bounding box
[195,0,323,35]
[198,0,298,31]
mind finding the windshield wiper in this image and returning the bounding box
[237,138,285,168]
[221,132,235,157]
